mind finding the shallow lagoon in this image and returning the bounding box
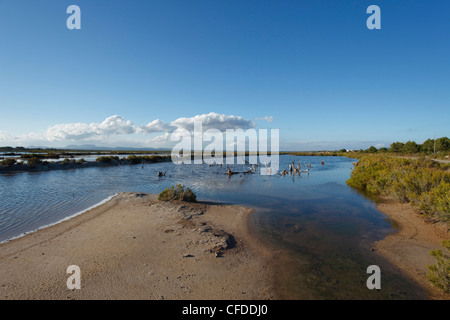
[0,155,426,299]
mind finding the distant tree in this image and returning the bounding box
[422,139,435,153]
[378,147,388,153]
[339,149,347,153]
[436,137,450,152]
[402,141,419,154]
[390,142,404,153]
[367,146,378,153]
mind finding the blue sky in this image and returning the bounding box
[0,0,449,150]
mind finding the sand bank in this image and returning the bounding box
[0,192,275,300]
[374,197,449,300]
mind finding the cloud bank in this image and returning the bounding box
[46,115,135,141]
[0,112,265,147]
[138,112,255,134]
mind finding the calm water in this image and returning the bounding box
[0,155,426,299]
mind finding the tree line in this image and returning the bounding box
[359,137,450,154]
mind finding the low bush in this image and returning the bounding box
[158,184,197,202]
[127,155,170,164]
[96,156,119,163]
[62,158,72,165]
[21,153,60,159]
[127,155,141,164]
[427,240,450,293]
[347,155,450,222]
[27,157,42,167]
[0,158,17,166]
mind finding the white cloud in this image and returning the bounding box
[0,131,50,147]
[138,119,175,134]
[138,112,255,134]
[170,112,254,132]
[97,115,135,135]
[46,115,136,141]
[1,113,257,147]
[150,132,171,143]
[255,116,274,123]
[0,131,11,142]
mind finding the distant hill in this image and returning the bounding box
[19,144,171,151]
[63,144,171,151]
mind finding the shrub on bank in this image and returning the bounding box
[427,240,450,293]
[96,156,119,163]
[27,157,42,167]
[346,155,450,222]
[62,158,72,165]
[158,184,197,202]
[0,158,17,166]
[127,155,170,164]
[20,153,60,159]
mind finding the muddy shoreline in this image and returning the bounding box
[374,197,449,300]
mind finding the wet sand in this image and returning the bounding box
[374,197,450,300]
[0,192,275,300]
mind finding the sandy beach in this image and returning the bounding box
[374,197,450,300]
[0,192,275,300]
[1,191,448,300]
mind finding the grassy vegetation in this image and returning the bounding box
[0,153,169,171]
[61,158,85,165]
[346,155,450,222]
[20,153,60,160]
[0,145,169,152]
[125,155,170,164]
[0,158,17,166]
[427,240,450,293]
[158,184,197,202]
[281,151,341,156]
[346,153,450,292]
[96,156,120,163]
[95,155,170,164]
[27,157,43,167]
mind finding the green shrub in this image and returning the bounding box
[21,153,59,160]
[416,181,450,221]
[96,156,119,163]
[158,184,197,202]
[148,155,167,163]
[347,155,450,222]
[427,240,450,293]
[1,158,17,166]
[27,157,42,167]
[127,155,141,164]
[126,155,169,164]
[367,146,378,153]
